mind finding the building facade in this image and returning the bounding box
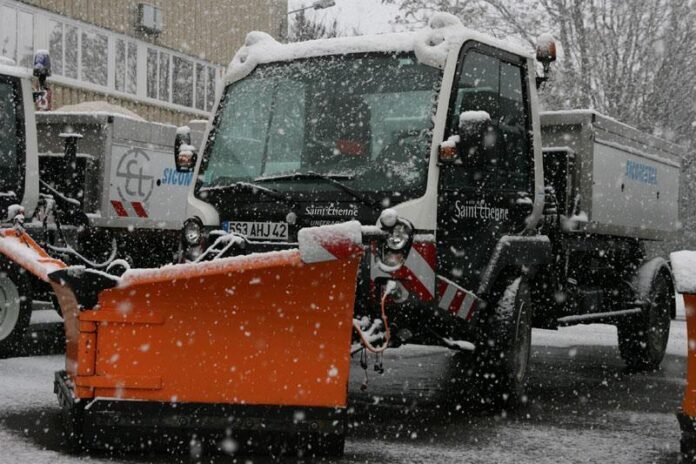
[0,0,285,125]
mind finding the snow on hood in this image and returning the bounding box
[51,101,146,121]
[225,12,532,85]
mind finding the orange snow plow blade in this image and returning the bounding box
[53,249,361,405]
[0,228,66,280]
[47,222,365,453]
[671,252,696,461]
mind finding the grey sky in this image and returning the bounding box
[287,0,405,35]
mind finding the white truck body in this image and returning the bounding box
[35,112,206,230]
[540,110,683,240]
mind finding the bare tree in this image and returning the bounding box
[288,10,344,42]
[384,0,696,147]
[385,0,696,247]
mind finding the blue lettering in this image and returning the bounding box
[160,168,193,187]
[625,160,657,185]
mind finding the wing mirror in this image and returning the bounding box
[32,50,52,111]
[439,111,493,164]
[174,126,197,172]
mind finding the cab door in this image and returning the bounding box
[437,42,535,294]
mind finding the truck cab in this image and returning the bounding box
[0,58,41,354]
[177,14,679,405]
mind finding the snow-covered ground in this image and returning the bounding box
[0,311,689,463]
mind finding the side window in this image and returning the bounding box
[499,62,530,189]
[453,52,500,126]
[0,79,20,192]
[446,49,531,191]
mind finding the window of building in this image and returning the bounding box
[146,48,158,99]
[48,20,63,76]
[64,24,78,79]
[16,10,33,68]
[173,56,193,107]
[0,0,221,114]
[115,39,137,95]
[206,66,216,111]
[158,52,170,102]
[81,30,108,86]
[195,63,206,111]
[0,6,17,62]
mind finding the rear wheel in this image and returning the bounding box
[0,261,31,357]
[618,271,672,371]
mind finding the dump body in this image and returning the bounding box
[540,110,683,241]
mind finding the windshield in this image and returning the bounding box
[198,53,441,198]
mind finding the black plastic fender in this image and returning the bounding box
[634,256,676,318]
[476,235,552,297]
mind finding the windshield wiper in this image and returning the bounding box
[255,171,380,209]
[199,180,292,203]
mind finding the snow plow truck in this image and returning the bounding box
[0,12,684,458]
[174,13,683,407]
[0,55,53,356]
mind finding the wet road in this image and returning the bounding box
[0,314,687,464]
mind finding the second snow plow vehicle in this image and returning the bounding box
[0,221,368,455]
[176,13,683,405]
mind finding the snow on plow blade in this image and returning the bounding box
[45,222,364,454]
[671,252,696,462]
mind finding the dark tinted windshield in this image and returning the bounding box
[199,53,441,196]
[0,77,23,194]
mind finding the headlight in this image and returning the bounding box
[183,219,202,246]
[382,250,406,268]
[386,222,411,251]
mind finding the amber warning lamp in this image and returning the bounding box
[535,33,557,88]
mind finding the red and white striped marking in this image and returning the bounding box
[111,200,149,218]
[370,240,437,301]
[436,276,479,320]
[298,221,363,264]
[369,240,480,319]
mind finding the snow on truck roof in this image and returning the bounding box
[0,60,31,80]
[225,12,533,85]
[49,101,146,121]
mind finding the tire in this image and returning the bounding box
[618,270,672,371]
[0,260,32,357]
[470,276,533,408]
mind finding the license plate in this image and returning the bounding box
[223,221,289,240]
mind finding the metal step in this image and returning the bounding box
[556,308,641,325]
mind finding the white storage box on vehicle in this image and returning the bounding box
[36,111,206,231]
[540,110,684,241]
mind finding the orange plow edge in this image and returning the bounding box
[671,252,696,462]
[0,222,365,455]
